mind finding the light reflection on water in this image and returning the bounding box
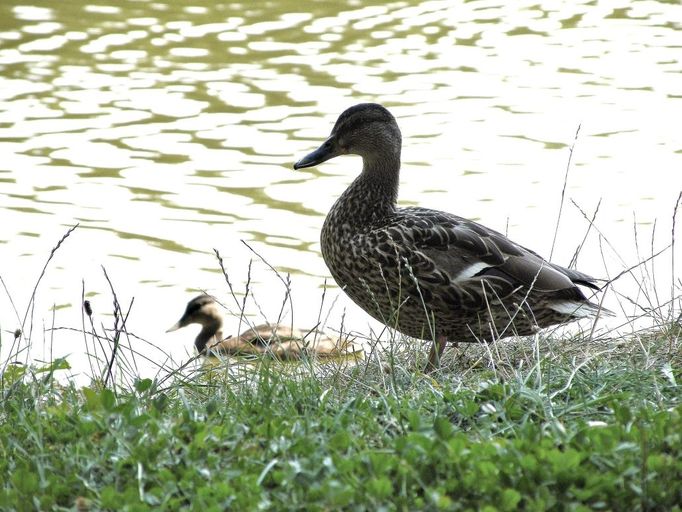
[0,0,680,378]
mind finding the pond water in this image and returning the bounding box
[1,0,680,379]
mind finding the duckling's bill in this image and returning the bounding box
[166,321,183,333]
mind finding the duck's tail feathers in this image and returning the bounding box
[549,300,615,319]
[550,263,603,291]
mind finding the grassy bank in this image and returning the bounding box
[2,224,681,510]
[1,323,680,511]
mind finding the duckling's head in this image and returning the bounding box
[166,294,222,333]
[294,103,402,170]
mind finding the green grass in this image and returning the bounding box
[1,325,680,511]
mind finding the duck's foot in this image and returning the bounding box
[425,335,448,373]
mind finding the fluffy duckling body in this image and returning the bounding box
[294,103,611,370]
[167,294,361,359]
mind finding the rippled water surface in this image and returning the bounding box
[1,0,680,376]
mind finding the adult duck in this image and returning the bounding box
[294,103,610,371]
[167,294,361,359]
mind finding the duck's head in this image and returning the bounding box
[293,103,402,170]
[166,294,222,333]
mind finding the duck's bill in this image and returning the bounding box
[293,141,335,169]
[166,321,182,333]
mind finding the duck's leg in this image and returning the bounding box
[425,335,448,372]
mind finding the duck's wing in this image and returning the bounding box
[367,207,596,311]
[239,324,303,346]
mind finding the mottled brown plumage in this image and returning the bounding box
[167,294,361,359]
[294,103,611,370]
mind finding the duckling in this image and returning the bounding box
[166,294,361,359]
[294,103,612,371]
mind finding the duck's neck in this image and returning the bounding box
[194,318,223,354]
[339,152,400,224]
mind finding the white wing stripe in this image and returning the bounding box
[453,262,491,282]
